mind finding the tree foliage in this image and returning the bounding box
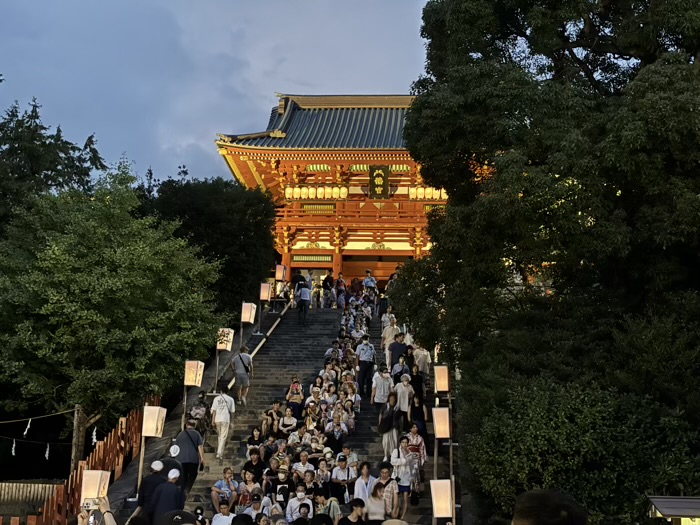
[0,166,220,421]
[467,379,700,524]
[390,0,700,522]
[140,177,276,324]
[0,99,106,232]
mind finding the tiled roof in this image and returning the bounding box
[649,496,700,518]
[219,94,415,150]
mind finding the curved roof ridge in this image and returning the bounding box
[275,93,414,109]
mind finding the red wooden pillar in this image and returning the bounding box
[282,249,292,273]
[332,249,342,275]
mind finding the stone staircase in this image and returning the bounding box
[185,307,342,512]
[185,306,445,524]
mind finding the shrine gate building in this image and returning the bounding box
[216,94,447,284]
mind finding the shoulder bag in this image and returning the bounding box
[237,353,251,375]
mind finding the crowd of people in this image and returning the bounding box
[125,268,434,525]
[85,267,592,525]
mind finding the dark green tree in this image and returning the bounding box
[467,379,700,524]
[148,177,276,323]
[0,98,106,231]
[391,1,700,521]
[0,164,220,424]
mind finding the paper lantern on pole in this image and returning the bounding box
[216,328,234,352]
[81,470,110,510]
[184,360,205,387]
[142,406,167,437]
[432,407,451,439]
[434,365,450,392]
[260,282,273,301]
[275,264,287,281]
[430,479,453,518]
[241,302,257,324]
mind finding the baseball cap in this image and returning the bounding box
[151,460,164,472]
[337,454,347,462]
[252,494,262,503]
[160,510,198,524]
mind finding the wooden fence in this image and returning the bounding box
[0,483,58,507]
[2,396,160,525]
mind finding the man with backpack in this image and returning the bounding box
[314,487,342,525]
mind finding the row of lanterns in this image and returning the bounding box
[284,185,349,200]
[85,267,292,511]
[409,187,448,200]
[284,185,448,201]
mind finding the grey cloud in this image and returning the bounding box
[0,0,426,180]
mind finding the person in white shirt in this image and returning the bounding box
[211,500,235,525]
[296,282,312,325]
[243,494,269,519]
[391,435,419,521]
[291,451,315,482]
[371,366,394,407]
[381,306,394,329]
[305,387,322,407]
[330,454,357,503]
[413,345,432,377]
[286,484,314,522]
[352,461,377,505]
[211,387,235,463]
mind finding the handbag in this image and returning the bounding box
[377,409,394,434]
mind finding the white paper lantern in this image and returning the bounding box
[184,360,205,387]
[142,406,167,437]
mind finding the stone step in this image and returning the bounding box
[185,307,443,524]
